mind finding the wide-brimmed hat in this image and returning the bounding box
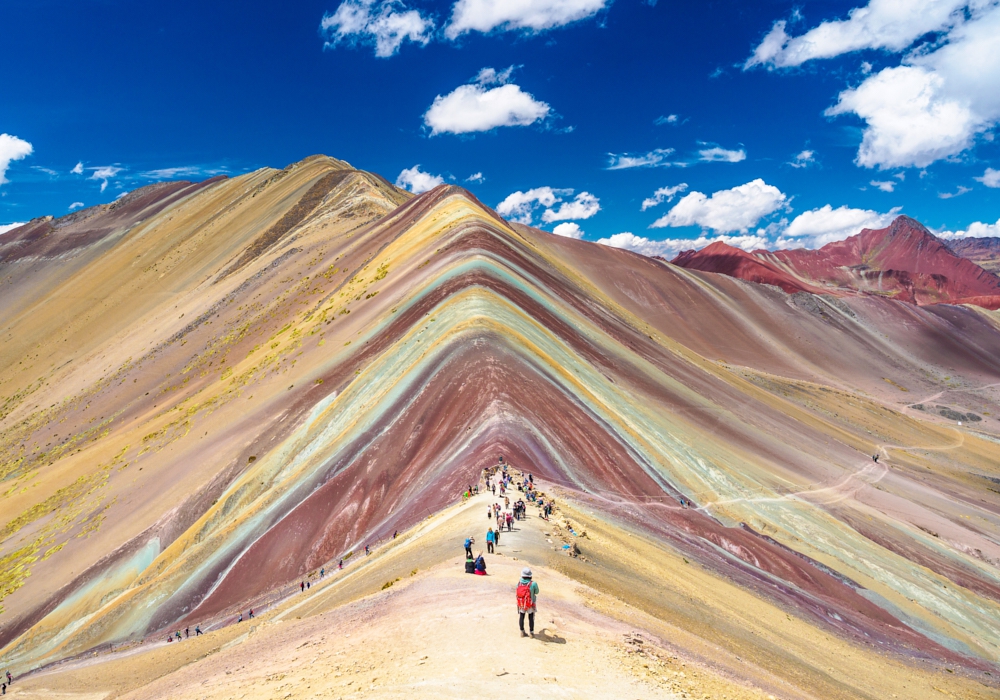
[521,567,532,578]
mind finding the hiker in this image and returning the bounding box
[873,454,879,463]
[195,625,203,636]
[307,581,311,589]
[238,613,243,623]
[249,608,254,619]
[320,567,325,579]
[176,631,182,640]
[365,545,370,556]
[465,553,476,574]
[339,559,343,570]
[1,681,5,695]
[393,530,398,539]
[516,568,539,637]
[464,536,474,558]
[185,627,190,638]
[486,527,495,553]
[475,553,487,576]
[301,581,305,592]
[506,512,513,531]
[4,672,10,685]
[487,506,492,520]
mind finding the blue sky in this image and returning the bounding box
[1,0,998,254]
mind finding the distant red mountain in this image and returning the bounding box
[948,237,1000,275]
[671,216,1000,309]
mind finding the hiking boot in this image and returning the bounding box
[521,630,528,637]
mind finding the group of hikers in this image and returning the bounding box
[1,669,12,695]
[464,458,543,637]
[165,624,205,643]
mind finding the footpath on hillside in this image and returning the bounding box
[8,466,779,700]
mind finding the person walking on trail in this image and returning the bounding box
[506,512,513,531]
[339,559,343,570]
[237,613,243,623]
[195,625,203,636]
[249,608,254,619]
[320,567,325,579]
[300,581,305,592]
[486,527,495,553]
[185,627,190,638]
[487,506,492,520]
[2,681,6,695]
[5,670,11,686]
[516,568,539,637]
[464,536,474,558]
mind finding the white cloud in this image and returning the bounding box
[698,146,746,163]
[976,167,1000,187]
[746,1,977,69]
[423,69,551,135]
[90,166,123,193]
[496,186,568,224]
[445,0,609,38]
[938,185,971,198]
[141,166,211,180]
[870,179,897,192]
[395,165,445,193]
[466,172,485,183]
[71,161,84,175]
[789,150,815,168]
[751,2,1000,169]
[654,114,679,125]
[552,222,584,238]
[321,0,434,57]
[540,191,600,222]
[597,232,769,258]
[650,179,787,233]
[68,201,85,211]
[938,217,1000,239]
[782,204,899,247]
[606,148,676,170]
[496,186,597,225]
[0,134,33,185]
[641,183,688,211]
[0,222,26,236]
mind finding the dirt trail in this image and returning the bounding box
[7,487,774,700]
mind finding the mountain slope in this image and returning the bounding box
[672,216,1000,308]
[949,236,1000,274]
[2,158,1000,696]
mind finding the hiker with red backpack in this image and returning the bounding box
[516,568,539,637]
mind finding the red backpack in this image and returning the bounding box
[516,582,533,611]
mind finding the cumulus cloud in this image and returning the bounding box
[496,186,598,225]
[0,134,33,185]
[750,1,1000,169]
[68,201,85,211]
[938,217,1000,239]
[445,0,609,38]
[698,146,746,163]
[870,179,897,192]
[395,165,445,193]
[552,222,584,238]
[650,179,787,233]
[71,161,84,175]
[654,114,679,125]
[781,204,899,248]
[540,192,600,222]
[321,0,434,57]
[90,166,123,193]
[423,68,551,135]
[0,222,26,236]
[789,150,815,168]
[976,167,1000,187]
[496,187,567,224]
[597,232,769,258]
[606,148,676,170]
[641,183,688,211]
[466,172,485,183]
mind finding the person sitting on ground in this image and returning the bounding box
[465,553,476,574]
[475,552,487,576]
[516,568,539,637]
